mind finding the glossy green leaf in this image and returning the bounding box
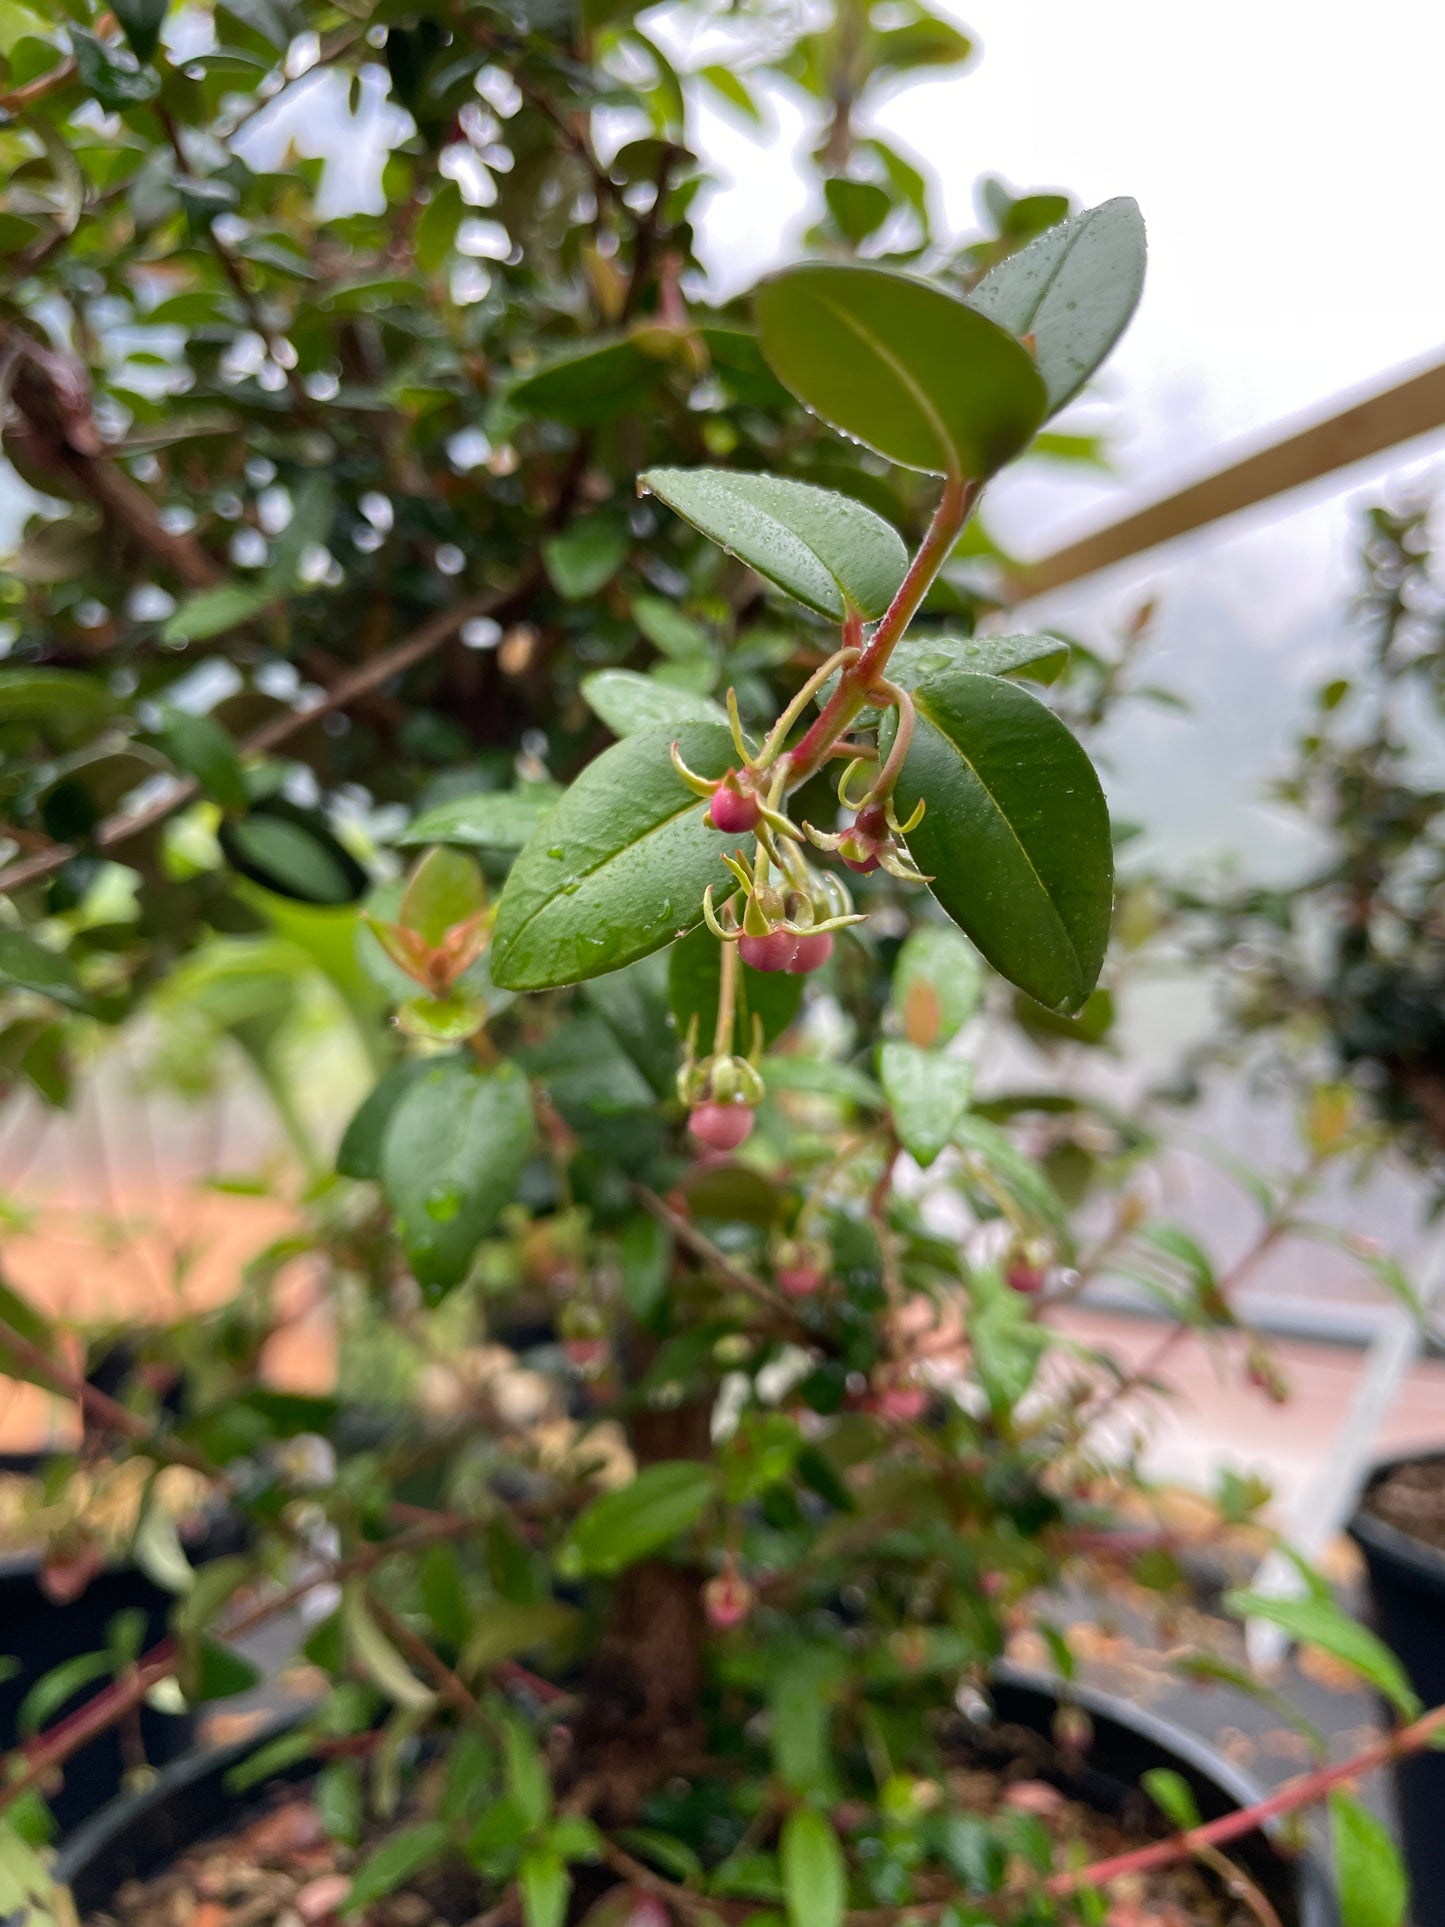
[380,1057,535,1297]
[0,928,92,1013]
[543,517,631,599]
[400,785,563,850]
[824,176,891,244]
[968,198,1146,415]
[491,722,738,991]
[632,593,713,661]
[111,0,169,59]
[1223,1590,1421,1718]
[156,707,247,813]
[877,1040,973,1168]
[889,925,983,1046]
[581,670,726,736]
[509,338,658,426]
[888,632,1070,689]
[669,923,804,1052]
[342,1585,432,1709]
[755,264,1047,480]
[558,1461,715,1577]
[71,27,159,108]
[780,1808,846,1927]
[640,467,908,619]
[1330,1791,1408,1927]
[891,670,1112,1013]
[814,633,1068,712]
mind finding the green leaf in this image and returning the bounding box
[755,264,1047,480]
[111,0,169,60]
[1330,1791,1408,1927]
[380,1057,535,1298]
[0,1278,56,1388]
[669,923,804,1054]
[639,468,908,620]
[337,1061,427,1182]
[892,670,1112,1013]
[0,668,115,739]
[189,1638,261,1701]
[491,722,738,992]
[161,581,272,644]
[824,177,892,244]
[504,1717,552,1826]
[0,928,91,1013]
[19,1650,111,1738]
[132,1494,195,1594]
[697,64,760,123]
[543,518,631,599]
[581,670,726,736]
[952,1113,1074,1258]
[968,198,1147,415]
[519,1846,570,1927]
[632,594,713,662]
[398,846,485,943]
[890,926,983,1046]
[71,26,158,107]
[559,1461,715,1577]
[619,1212,670,1319]
[156,707,247,813]
[1141,1768,1202,1831]
[877,1041,972,1168]
[344,1821,452,1915]
[342,1585,432,1710]
[1223,1591,1421,1718]
[888,633,1070,690]
[509,338,658,426]
[780,1808,846,1927]
[219,806,368,906]
[400,785,563,850]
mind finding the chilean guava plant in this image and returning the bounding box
[0,2,1433,1924]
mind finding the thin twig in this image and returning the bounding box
[630,1183,794,1321]
[0,578,533,894]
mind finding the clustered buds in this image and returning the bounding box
[704,849,864,976]
[806,795,929,884]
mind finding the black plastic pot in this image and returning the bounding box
[54,1667,1335,1925]
[1348,1450,1445,1927]
[0,1472,245,1836]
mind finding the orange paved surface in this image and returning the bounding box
[2,1189,1442,1505]
[0,1185,331,1452]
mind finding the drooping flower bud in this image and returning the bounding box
[787,929,834,975]
[707,771,762,835]
[739,928,799,973]
[703,1566,755,1629]
[689,1101,755,1151]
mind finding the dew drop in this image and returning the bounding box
[561,877,581,895]
[547,845,565,860]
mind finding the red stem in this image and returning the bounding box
[786,474,974,787]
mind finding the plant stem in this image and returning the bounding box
[785,474,975,788]
[714,934,739,1059]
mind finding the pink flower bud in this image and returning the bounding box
[778,1264,825,1298]
[842,851,881,874]
[739,929,799,973]
[787,930,834,974]
[875,1385,928,1421]
[703,1570,755,1629]
[1007,1263,1045,1295]
[688,1101,754,1151]
[708,777,761,835]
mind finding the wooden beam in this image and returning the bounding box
[1007,355,1445,602]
